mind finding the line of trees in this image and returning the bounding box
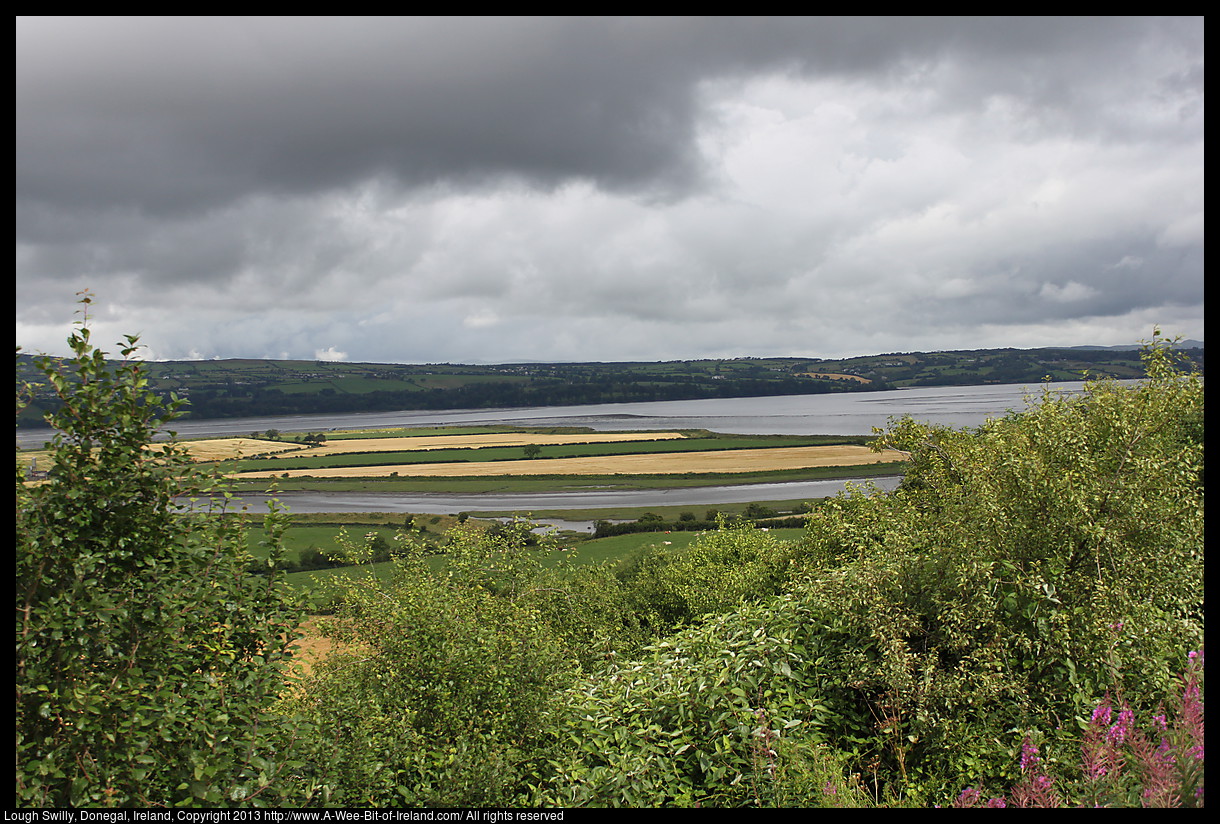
[591,507,809,539]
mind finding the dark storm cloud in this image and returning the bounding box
[17,17,1183,217]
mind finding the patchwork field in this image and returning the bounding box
[232,444,905,479]
[22,428,899,489]
[20,424,902,495]
[21,431,689,471]
[257,431,687,457]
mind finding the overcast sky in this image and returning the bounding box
[16,17,1204,364]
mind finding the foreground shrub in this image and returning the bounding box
[789,332,1204,799]
[953,649,1204,807]
[282,523,575,806]
[538,334,1203,806]
[615,520,796,635]
[536,593,845,807]
[16,301,308,806]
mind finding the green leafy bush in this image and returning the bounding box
[953,649,1204,807]
[533,335,1203,806]
[615,520,795,634]
[16,301,308,807]
[537,593,842,807]
[282,525,576,806]
[788,333,1204,798]
[527,562,653,673]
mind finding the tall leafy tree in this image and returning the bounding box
[16,298,308,807]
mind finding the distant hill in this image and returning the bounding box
[16,342,1204,427]
[1064,339,1203,351]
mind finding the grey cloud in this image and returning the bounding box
[16,17,1205,362]
[19,17,1193,219]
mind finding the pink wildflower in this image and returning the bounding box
[1011,737,1061,807]
[953,787,981,807]
[1108,707,1135,746]
[1019,737,1041,772]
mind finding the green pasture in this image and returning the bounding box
[555,527,805,568]
[285,561,399,604]
[241,513,479,564]
[412,374,532,390]
[245,524,400,564]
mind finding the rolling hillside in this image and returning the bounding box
[16,342,1203,426]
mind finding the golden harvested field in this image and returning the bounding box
[137,432,686,464]
[156,438,301,461]
[21,437,293,473]
[271,431,687,457]
[233,445,906,480]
